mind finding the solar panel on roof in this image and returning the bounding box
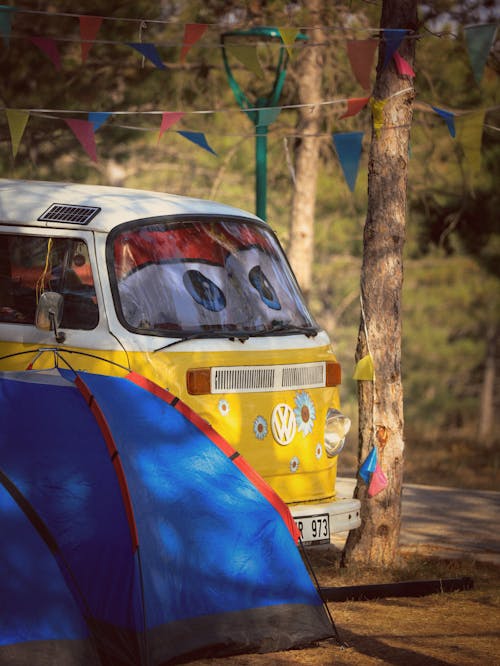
[38,203,101,225]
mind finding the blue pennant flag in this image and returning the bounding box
[359,446,378,483]
[177,131,217,155]
[0,5,17,48]
[332,131,364,192]
[128,42,166,70]
[88,112,111,132]
[382,29,408,69]
[431,106,456,138]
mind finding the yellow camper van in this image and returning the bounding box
[0,179,360,545]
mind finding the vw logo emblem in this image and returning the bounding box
[271,403,296,446]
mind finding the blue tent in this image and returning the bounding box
[0,368,333,664]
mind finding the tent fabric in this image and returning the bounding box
[0,368,333,665]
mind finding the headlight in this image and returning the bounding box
[324,409,351,458]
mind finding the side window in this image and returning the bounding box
[0,234,98,330]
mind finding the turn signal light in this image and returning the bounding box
[186,368,211,395]
[325,361,342,386]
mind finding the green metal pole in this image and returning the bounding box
[255,124,268,220]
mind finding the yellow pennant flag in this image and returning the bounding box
[369,98,386,139]
[278,28,299,59]
[353,354,375,381]
[225,44,264,78]
[456,110,486,180]
[6,109,29,158]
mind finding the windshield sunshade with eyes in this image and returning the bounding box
[109,218,317,338]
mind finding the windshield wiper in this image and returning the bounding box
[154,330,249,352]
[250,320,318,338]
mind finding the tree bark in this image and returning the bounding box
[342,0,417,567]
[478,324,497,447]
[287,0,325,297]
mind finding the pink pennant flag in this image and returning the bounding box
[30,36,61,70]
[367,462,388,497]
[158,112,185,143]
[340,96,370,119]
[180,23,207,63]
[346,39,378,91]
[65,119,97,162]
[393,51,415,77]
[80,15,103,63]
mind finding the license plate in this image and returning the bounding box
[295,514,330,545]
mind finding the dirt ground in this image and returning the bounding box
[183,548,500,666]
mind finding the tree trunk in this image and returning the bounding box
[287,0,325,297]
[342,0,417,567]
[478,324,497,447]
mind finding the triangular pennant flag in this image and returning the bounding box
[79,15,102,63]
[88,111,110,132]
[359,446,378,483]
[368,462,388,497]
[278,28,299,58]
[0,4,17,48]
[180,23,207,63]
[455,110,486,178]
[64,118,98,162]
[332,131,364,192]
[369,97,387,139]
[393,50,415,77]
[158,112,185,143]
[257,107,281,127]
[346,39,378,91]
[128,42,166,70]
[464,23,497,83]
[6,109,29,158]
[340,96,370,119]
[177,131,217,155]
[382,29,408,69]
[431,106,456,138]
[353,353,375,380]
[225,44,264,78]
[29,36,61,70]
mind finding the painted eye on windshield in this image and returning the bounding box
[183,269,226,312]
[249,265,281,310]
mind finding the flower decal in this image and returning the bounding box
[218,399,230,417]
[290,456,300,473]
[253,415,268,440]
[294,391,316,436]
[315,443,323,459]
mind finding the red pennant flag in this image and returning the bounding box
[180,23,207,63]
[80,15,103,63]
[393,51,415,77]
[346,39,378,91]
[340,96,370,119]
[65,119,97,162]
[158,112,185,143]
[367,462,388,497]
[30,36,62,70]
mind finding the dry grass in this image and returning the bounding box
[187,551,500,665]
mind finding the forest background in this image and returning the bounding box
[1,0,498,491]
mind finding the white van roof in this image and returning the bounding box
[0,179,261,233]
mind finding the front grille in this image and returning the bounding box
[38,203,101,225]
[211,362,325,394]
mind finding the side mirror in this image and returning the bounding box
[36,291,66,343]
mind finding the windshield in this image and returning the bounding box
[109,217,317,338]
